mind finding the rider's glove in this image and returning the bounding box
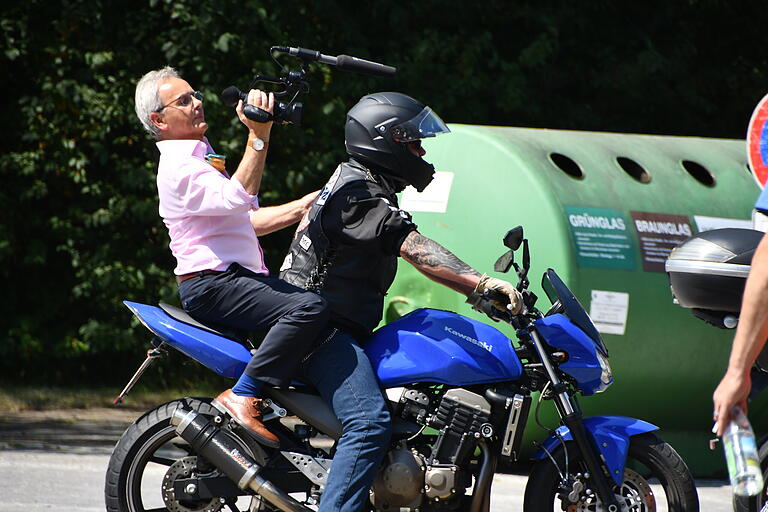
[466,274,523,316]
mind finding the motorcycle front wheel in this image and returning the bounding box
[104,397,267,512]
[523,432,699,511]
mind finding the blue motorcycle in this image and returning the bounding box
[105,227,698,512]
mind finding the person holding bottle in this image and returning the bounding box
[712,231,768,436]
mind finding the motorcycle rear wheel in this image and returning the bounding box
[104,397,267,512]
[523,432,699,511]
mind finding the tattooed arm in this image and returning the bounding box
[399,230,481,296]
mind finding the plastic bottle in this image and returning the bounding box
[723,406,765,496]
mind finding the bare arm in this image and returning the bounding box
[713,232,768,435]
[230,90,274,195]
[250,191,319,236]
[399,230,481,295]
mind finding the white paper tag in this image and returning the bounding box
[589,290,629,335]
[693,215,751,232]
[399,171,454,213]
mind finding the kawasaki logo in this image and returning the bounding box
[444,326,493,352]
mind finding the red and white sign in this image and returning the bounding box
[747,93,768,188]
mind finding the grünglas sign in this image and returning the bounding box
[565,206,636,270]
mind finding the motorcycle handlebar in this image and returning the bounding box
[476,296,514,323]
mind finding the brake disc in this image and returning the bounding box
[161,456,223,512]
[566,467,655,512]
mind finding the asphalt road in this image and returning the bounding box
[0,408,736,511]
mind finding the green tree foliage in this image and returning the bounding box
[2,0,766,383]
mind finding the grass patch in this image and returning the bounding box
[0,384,224,412]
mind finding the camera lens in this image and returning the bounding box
[274,101,302,126]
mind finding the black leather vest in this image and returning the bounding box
[279,161,402,336]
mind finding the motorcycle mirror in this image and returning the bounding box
[503,226,524,251]
[494,250,514,273]
[522,239,530,272]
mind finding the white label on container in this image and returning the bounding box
[694,215,751,232]
[589,290,629,335]
[399,171,454,213]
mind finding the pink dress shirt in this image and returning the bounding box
[156,138,268,276]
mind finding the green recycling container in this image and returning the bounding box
[385,124,761,477]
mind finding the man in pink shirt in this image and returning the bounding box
[134,66,328,447]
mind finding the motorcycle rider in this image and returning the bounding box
[134,66,329,448]
[279,91,523,512]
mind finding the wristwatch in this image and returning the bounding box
[249,137,265,151]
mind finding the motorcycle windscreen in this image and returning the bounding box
[365,308,523,387]
[123,301,251,378]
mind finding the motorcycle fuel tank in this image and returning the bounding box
[365,308,523,388]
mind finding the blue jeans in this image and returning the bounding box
[303,330,392,512]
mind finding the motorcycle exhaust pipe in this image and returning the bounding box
[170,405,311,512]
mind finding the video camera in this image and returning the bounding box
[221,46,396,126]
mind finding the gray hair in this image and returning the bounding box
[134,66,180,139]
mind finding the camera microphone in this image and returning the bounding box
[220,86,273,123]
[220,86,245,107]
[271,46,396,78]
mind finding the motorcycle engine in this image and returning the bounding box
[370,447,425,510]
[371,387,492,511]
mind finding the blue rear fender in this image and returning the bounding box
[123,301,251,378]
[532,415,659,486]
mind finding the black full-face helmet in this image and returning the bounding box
[345,92,450,192]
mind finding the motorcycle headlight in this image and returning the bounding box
[596,351,613,392]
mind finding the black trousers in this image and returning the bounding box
[178,263,329,387]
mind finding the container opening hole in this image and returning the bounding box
[681,160,715,187]
[616,156,651,183]
[549,153,583,179]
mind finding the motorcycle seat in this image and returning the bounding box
[158,302,248,344]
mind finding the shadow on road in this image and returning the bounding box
[0,408,141,455]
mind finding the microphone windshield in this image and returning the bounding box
[220,86,243,107]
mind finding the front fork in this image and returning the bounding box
[529,329,622,511]
[559,413,622,511]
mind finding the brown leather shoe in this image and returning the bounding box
[213,389,280,448]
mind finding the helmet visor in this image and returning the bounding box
[391,107,450,143]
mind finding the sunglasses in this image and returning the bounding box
[155,90,203,112]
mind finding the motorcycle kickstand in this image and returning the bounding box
[113,338,167,405]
